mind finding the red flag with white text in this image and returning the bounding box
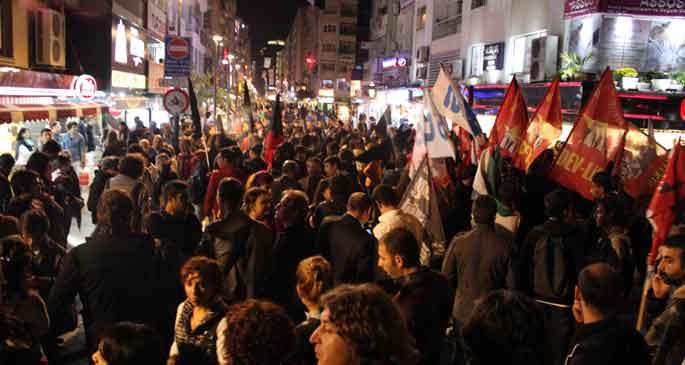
[514,77,562,171]
[619,124,669,199]
[548,68,628,200]
[488,76,529,159]
[646,140,685,265]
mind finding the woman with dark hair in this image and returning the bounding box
[0,237,49,364]
[91,322,164,365]
[53,154,83,236]
[25,151,52,185]
[243,187,273,230]
[310,175,348,229]
[309,284,417,365]
[103,130,125,158]
[168,256,228,365]
[245,170,274,192]
[15,128,34,166]
[216,299,295,365]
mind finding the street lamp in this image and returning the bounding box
[212,35,223,125]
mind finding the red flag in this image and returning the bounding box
[514,77,562,171]
[549,68,628,200]
[619,125,669,199]
[488,76,529,159]
[646,140,685,265]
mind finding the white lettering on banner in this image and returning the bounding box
[411,89,455,175]
[432,67,480,136]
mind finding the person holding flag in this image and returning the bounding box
[264,93,284,171]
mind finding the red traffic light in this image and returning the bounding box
[305,53,316,66]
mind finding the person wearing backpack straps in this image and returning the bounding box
[200,177,274,304]
[518,189,588,365]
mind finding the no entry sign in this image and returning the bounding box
[163,88,189,115]
[164,36,192,77]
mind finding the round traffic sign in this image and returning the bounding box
[163,88,190,115]
[168,37,190,60]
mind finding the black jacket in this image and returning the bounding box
[47,233,165,350]
[203,211,274,303]
[272,224,318,320]
[646,285,685,365]
[8,193,66,245]
[0,173,12,214]
[316,214,376,285]
[565,317,650,365]
[147,211,202,257]
[382,267,451,365]
[87,169,114,223]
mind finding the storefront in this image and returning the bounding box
[110,15,152,127]
[0,70,108,155]
[357,87,424,127]
[560,0,685,147]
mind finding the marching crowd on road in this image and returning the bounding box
[0,96,684,365]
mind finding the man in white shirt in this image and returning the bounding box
[371,184,423,248]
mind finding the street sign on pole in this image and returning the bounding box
[164,36,192,77]
[159,78,188,88]
[163,88,190,115]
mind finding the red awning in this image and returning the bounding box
[0,103,108,124]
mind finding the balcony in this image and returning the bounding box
[432,17,461,41]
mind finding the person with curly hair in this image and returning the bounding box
[168,256,228,365]
[216,299,295,365]
[309,283,417,365]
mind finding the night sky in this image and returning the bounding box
[237,0,309,55]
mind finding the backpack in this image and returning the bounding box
[533,234,574,303]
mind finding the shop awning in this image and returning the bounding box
[0,103,109,124]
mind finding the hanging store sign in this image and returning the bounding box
[382,56,409,69]
[164,36,192,77]
[111,16,147,75]
[112,70,146,89]
[147,1,167,41]
[565,0,685,18]
[483,42,505,71]
[70,74,97,101]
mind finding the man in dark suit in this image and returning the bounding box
[316,192,375,284]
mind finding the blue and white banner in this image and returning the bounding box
[411,89,456,175]
[432,66,482,137]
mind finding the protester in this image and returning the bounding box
[0,153,15,214]
[645,233,685,365]
[21,209,65,302]
[203,146,246,220]
[147,180,202,257]
[102,130,125,158]
[243,187,273,229]
[299,156,323,202]
[168,257,228,365]
[371,184,422,248]
[105,153,150,231]
[272,190,317,319]
[518,189,588,365]
[462,290,545,365]
[310,175,349,229]
[0,236,49,364]
[377,228,450,364]
[48,190,164,351]
[216,299,295,365]
[316,192,376,284]
[442,195,514,324]
[293,256,333,365]
[61,121,87,172]
[201,178,274,302]
[91,322,165,365]
[271,160,303,206]
[309,284,417,365]
[87,156,119,224]
[53,154,83,236]
[565,263,650,364]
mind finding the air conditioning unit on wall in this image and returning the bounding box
[530,35,558,82]
[35,9,66,68]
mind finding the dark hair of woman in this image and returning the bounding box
[94,190,133,236]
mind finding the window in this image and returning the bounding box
[471,0,486,9]
[340,23,356,36]
[417,6,426,30]
[322,43,337,53]
[339,41,355,55]
[337,78,348,91]
[0,0,12,58]
[321,63,336,72]
[322,79,334,88]
[341,2,357,17]
[323,24,337,33]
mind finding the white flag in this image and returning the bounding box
[411,89,455,174]
[432,66,482,136]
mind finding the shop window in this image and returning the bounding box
[323,24,337,33]
[341,2,357,17]
[322,79,334,88]
[416,66,427,80]
[337,78,348,91]
[0,0,12,58]
[417,6,426,30]
[471,0,486,9]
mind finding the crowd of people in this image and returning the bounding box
[0,103,683,365]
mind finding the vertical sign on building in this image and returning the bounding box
[483,42,505,71]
